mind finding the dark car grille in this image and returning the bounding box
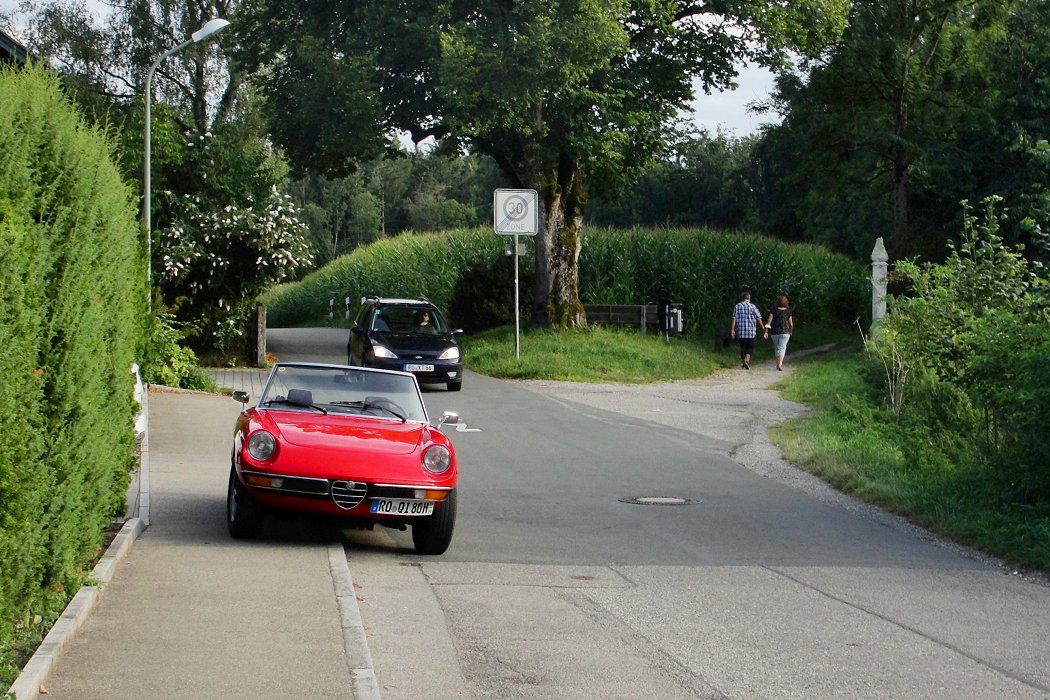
[331,480,368,510]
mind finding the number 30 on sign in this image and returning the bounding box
[493,189,538,235]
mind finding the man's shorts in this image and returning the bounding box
[738,337,755,358]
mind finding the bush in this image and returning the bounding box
[140,311,217,391]
[876,197,1050,502]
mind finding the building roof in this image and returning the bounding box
[0,27,29,65]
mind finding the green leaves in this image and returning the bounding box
[1,65,143,685]
[879,196,1050,499]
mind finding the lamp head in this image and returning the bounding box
[191,18,230,43]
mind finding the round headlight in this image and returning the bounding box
[247,431,277,461]
[422,444,452,474]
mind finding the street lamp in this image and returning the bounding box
[143,17,230,308]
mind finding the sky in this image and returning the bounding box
[688,65,778,137]
[1,0,778,138]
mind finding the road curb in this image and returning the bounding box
[6,517,146,700]
[328,543,382,700]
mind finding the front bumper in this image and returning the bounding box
[367,358,462,385]
[239,469,454,520]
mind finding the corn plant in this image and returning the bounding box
[263,225,866,334]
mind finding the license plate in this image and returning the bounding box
[403,363,434,372]
[370,499,434,516]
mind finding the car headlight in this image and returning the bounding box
[422,445,452,474]
[437,346,460,361]
[372,343,397,359]
[246,431,277,461]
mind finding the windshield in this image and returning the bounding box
[371,306,449,334]
[258,364,429,423]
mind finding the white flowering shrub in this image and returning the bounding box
[156,185,314,353]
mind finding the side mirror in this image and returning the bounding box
[438,411,460,427]
[351,326,365,335]
[452,328,464,336]
[232,390,251,405]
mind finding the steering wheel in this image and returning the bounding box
[363,396,406,417]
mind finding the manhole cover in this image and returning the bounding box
[618,497,698,506]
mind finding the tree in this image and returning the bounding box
[23,0,310,341]
[758,0,1003,259]
[238,0,849,327]
[588,128,757,230]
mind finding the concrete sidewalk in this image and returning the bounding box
[11,388,377,700]
[205,366,270,396]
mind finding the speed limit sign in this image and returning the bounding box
[493,189,538,235]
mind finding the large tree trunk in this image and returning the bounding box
[530,160,587,329]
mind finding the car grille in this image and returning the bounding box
[331,480,368,510]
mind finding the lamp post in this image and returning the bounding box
[143,17,230,309]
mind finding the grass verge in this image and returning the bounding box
[463,321,855,382]
[772,353,1050,573]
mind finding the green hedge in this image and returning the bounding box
[262,225,867,332]
[0,65,144,683]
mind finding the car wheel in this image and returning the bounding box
[227,465,265,539]
[412,489,457,555]
[447,378,463,392]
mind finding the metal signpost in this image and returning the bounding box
[493,189,539,359]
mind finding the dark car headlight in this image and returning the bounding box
[437,346,460,361]
[246,431,277,461]
[372,343,397,359]
[422,445,452,474]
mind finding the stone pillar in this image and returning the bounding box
[871,237,888,337]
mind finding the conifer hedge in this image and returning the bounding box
[0,65,144,683]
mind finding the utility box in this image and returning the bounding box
[665,303,684,335]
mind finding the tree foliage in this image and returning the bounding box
[20,0,302,347]
[588,129,758,230]
[755,0,1050,261]
[238,0,849,327]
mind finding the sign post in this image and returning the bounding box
[493,189,539,359]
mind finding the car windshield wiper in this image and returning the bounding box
[329,400,406,422]
[262,397,328,414]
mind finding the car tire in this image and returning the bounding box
[412,489,457,555]
[447,378,463,392]
[227,465,265,539]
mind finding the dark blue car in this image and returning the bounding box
[348,297,464,391]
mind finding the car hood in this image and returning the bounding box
[265,411,423,455]
[373,331,454,354]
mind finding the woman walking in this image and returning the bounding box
[766,295,794,371]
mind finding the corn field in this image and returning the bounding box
[261,226,868,332]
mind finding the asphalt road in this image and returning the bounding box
[268,328,1050,699]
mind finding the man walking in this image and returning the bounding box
[730,290,766,369]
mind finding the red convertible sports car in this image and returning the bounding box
[227,362,460,554]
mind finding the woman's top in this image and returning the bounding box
[769,307,792,335]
